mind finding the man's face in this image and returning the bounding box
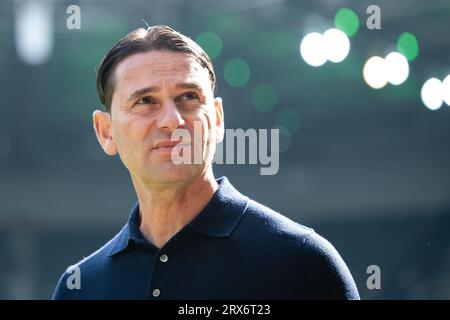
[94,50,223,186]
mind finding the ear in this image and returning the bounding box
[92,110,118,156]
[214,97,224,143]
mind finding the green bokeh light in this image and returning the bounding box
[223,58,251,87]
[251,84,278,112]
[275,108,300,134]
[397,32,419,61]
[195,31,223,60]
[334,8,360,37]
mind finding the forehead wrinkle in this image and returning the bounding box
[115,52,211,98]
[119,61,190,84]
[117,52,198,80]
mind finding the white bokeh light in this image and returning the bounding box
[323,28,350,63]
[442,75,450,106]
[363,56,387,89]
[421,78,443,111]
[15,0,54,65]
[300,32,327,67]
[384,52,409,85]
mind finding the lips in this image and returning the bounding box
[152,140,192,155]
[152,140,181,150]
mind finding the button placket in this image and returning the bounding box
[150,252,170,298]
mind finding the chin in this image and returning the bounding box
[148,162,201,184]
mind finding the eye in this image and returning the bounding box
[177,92,200,102]
[136,96,157,105]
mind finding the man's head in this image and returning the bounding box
[93,25,224,187]
[96,25,217,112]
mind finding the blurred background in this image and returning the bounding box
[0,0,450,299]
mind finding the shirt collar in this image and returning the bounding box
[108,177,248,257]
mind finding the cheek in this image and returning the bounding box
[112,114,153,149]
[126,110,155,131]
[195,106,216,132]
[204,109,218,144]
[192,109,216,144]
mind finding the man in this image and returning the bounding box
[52,25,359,300]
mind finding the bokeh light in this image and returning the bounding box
[300,32,327,67]
[442,75,450,106]
[195,31,223,60]
[421,78,443,110]
[384,52,409,85]
[334,8,360,37]
[363,56,387,89]
[397,32,419,61]
[323,28,350,63]
[223,58,251,87]
[251,84,278,112]
[15,0,53,65]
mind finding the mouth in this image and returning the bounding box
[152,140,190,153]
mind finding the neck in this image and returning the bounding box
[131,168,219,249]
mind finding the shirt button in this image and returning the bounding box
[152,289,160,297]
[159,254,168,263]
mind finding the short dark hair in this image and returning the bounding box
[96,25,216,112]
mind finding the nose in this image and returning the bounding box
[156,100,186,131]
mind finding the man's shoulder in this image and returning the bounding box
[238,198,344,259]
[241,198,342,257]
[51,228,124,299]
[240,198,359,299]
[241,197,315,241]
[74,227,123,269]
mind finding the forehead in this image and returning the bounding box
[113,50,211,94]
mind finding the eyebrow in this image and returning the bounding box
[127,82,205,103]
[127,87,157,103]
[175,82,204,91]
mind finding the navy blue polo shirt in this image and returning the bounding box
[52,177,359,300]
